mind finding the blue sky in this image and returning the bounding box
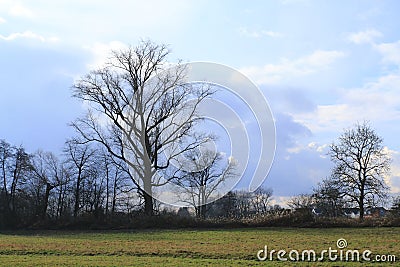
[1,0,400,202]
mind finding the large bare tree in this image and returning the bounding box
[72,41,213,215]
[329,121,390,220]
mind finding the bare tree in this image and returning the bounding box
[313,178,346,217]
[287,193,314,212]
[64,140,96,218]
[98,149,132,216]
[80,165,105,217]
[53,163,71,219]
[234,190,252,218]
[391,195,400,217]
[229,188,273,218]
[207,190,238,218]
[71,40,213,215]
[329,121,390,220]
[0,140,13,213]
[9,146,31,214]
[30,150,67,219]
[251,187,273,215]
[0,141,32,223]
[174,149,236,218]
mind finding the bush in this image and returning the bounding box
[3,209,400,230]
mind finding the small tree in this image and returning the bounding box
[174,149,236,218]
[30,151,66,219]
[329,121,390,220]
[64,140,97,218]
[0,142,32,224]
[391,196,400,217]
[9,146,32,215]
[313,178,345,217]
[287,193,314,211]
[234,190,253,218]
[0,140,13,214]
[251,187,273,215]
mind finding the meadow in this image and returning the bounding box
[0,227,398,266]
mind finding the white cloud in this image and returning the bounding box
[9,3,34,18]
[269,196,292,208]
[287,38,400,134]
[345,74,400,107]
[0,17,5,24]
[348,29,382,44]
[374,40,400,66]
[238,27,283,38]
[293,72,400,134]
[263,31,283,38]
[241,50,345,84]
[382,147,400,194]
[308,142,328,153]
[293,104,348,133]
[84,41,128,70]
[286,145,303,154]
[287,142,328,157]
[0,31,59,42]
[0,0,195,45]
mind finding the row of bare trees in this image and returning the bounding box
[0,139,138,227]
[177,187,276,219]
[219,188,275,218]
[2,40,398,228]
[1,120,397,226]
[0,136,278,226]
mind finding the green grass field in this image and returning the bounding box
[0,227,398,266]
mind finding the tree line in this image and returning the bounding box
[0,137,279,228]
[0,139,136,227]
[1,40,399,228]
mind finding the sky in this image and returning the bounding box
[1,0,400,203]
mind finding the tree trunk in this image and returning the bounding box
[10,168,19,212]
[143,191,153,216]
[112,173,117,215]
[200,186,206,219]
[143,176,153,216]
[42,183,52,219]
[56,185,63,218]
[105,168,109,215]
[359,195,364,221]
[143,156,153,215]
[104,157,110,216]
[359,180,365,221]
[1,161,10,214]
[199,204,206,219]
[74,169,82,218]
